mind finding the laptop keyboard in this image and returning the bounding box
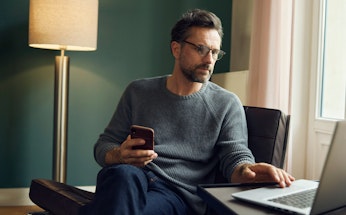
[268,188,317,209]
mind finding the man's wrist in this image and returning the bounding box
[105,147,123,165]
[231,163,252,182]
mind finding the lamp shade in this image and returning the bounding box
[29,0,98,51]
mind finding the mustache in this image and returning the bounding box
[196,64,212,71]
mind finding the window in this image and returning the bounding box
[318,0,346,120]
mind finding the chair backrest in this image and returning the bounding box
[215,106,290,183]
[244,106,290,168]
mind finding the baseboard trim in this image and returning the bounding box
[0,186,96,206]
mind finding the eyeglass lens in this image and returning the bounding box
[183,40,225,60]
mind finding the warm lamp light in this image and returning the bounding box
[28,0,98,183]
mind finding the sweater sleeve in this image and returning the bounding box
[93,83,134,167]
[215,93,255,181]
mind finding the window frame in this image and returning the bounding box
[316,0,346,120]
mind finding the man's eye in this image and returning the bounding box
[197,46,208,54]
[196,46,204,52]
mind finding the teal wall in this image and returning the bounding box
[0,0,231,188]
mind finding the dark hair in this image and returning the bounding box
[170,9,223,43]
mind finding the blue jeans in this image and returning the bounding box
[79,164,189,215]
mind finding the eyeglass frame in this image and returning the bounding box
[181,40,226,61]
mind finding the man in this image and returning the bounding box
[80,9,294,215]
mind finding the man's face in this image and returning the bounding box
[178,27,222,83]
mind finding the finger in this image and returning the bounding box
[282,170,295,186]
[128,157,154,167]
[275,169,286,187]
[128,138,146,148]
[272,168,296,188]
[121,136,135,150]
[124,152,156,164]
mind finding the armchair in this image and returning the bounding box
[29,106,290,215]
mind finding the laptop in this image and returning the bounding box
[232,120,346,215]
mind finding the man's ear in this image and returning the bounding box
[171,41,181,59]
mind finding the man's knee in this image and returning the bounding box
[97,164,145,184]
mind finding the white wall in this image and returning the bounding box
[212,0,253,104]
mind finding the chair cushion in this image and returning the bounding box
[29,178,94,215]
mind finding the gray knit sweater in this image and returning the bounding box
[94,76,255,214]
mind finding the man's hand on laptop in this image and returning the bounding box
[231,163,295,188]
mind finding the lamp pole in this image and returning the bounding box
[53,49,69,183]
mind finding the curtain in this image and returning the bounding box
[247,0,293,115]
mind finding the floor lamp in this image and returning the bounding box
[28,0,98,183]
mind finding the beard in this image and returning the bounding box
[181,63,213,83]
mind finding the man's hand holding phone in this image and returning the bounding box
[106,125,157,167]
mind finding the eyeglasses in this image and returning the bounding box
[182,40,226,61]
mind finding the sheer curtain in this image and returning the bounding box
[246,0,294,171]
[246,0,293,115]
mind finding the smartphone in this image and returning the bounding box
[130,125,154,150]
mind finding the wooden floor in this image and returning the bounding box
[0,205,45,215]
